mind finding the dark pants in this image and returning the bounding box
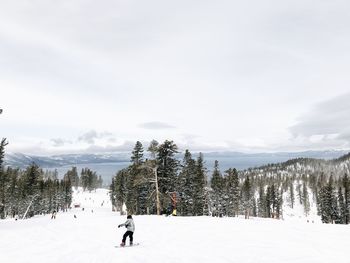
[122,231,133,243]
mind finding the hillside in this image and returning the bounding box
[242,151,350,178]
[0,188,349,263]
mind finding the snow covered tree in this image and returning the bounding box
[131,141,144,165]
[342,174,349,224]
[242,176,253,219]
[111,168,128,212]
[178,150,196,216]
[225,168,240,217]
[289,182,295,209]
[257,184,266,217]
[147,140,159,159]
[156,140,179,210]
[64,167,79,189]
[210,160,224,217]
[302,181,310,216]
[80,168,99,192]
[319,176,338,224]
[193,153,207,216]
[337,187,346,224]
[0,138,9,218]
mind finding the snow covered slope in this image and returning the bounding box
[1,188,349,263]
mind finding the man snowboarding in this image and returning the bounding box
[118,215,135,247]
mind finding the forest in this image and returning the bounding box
[0,138,103,219]
[110,140,350,224]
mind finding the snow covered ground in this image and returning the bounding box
[1,188,350,263]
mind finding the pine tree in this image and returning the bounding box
[275,189,283,219]
[64,167,79,189]
[337,187,346,224]
[147,140,159,159]
[225,168,240,217]
[265,186,272,218]
[178,150,195,216]
[23,163,43,218]
[258,184,266,217]
[210,160,224,217]
[302,181,310,216]
[0,138,9,218]
[125,165,138,214]
[129,141,145,214]
[131,141,144,166]
[319,175,338,224]
[242,176,252,219]
[342,174,349,224]
[289,182,294,209]
[111,169,128,213]
[252,198,257,217]
[157,140,179,211]
[193,153,207,216]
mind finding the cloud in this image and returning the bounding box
[139,122,176,130]
[78,130,98,144]
[288,93,350,149]
[78,130,114,145]
[84,140,135,153]
[290,93,350,136]
[50,138,72,147]
[2,1,350,154]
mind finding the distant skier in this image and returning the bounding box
[51,210,57,219]
[118,215,135,247]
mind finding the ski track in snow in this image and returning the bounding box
[1,188,350,263]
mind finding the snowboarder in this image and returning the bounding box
[118,215,135,247]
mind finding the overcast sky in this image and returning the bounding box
[1,0,350,155]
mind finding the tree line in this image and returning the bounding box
[0,138,103,219]
[110,140,350,224]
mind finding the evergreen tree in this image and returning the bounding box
[265,186,272,218]
[147,140,159,159]
[252,198,257,217]
[111,169,128,212]
[0,138,9,218]
[289,182,294,209]
[193,153,207,216]
[156,140,179,210]
[319,176,338,223]
[178,150,195,216]
[302,181,310,216]
[337,187,346,224]
[125,165,138,214]
[342,174,349,224]
[258,184,266,217]
[131,141,144,165]
[225,168,240,217]
[64,167,79,189]
[242,176,252,219]
[210,160,224,217]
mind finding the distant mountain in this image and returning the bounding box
[4,152,130,168]
[199,150,350,171]
[240,151,350,179]
[4,150,349,170]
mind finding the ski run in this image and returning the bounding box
[1,188,350,263]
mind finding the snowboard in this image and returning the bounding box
[115,243,140,248]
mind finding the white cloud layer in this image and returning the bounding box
[1,0,350,154]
